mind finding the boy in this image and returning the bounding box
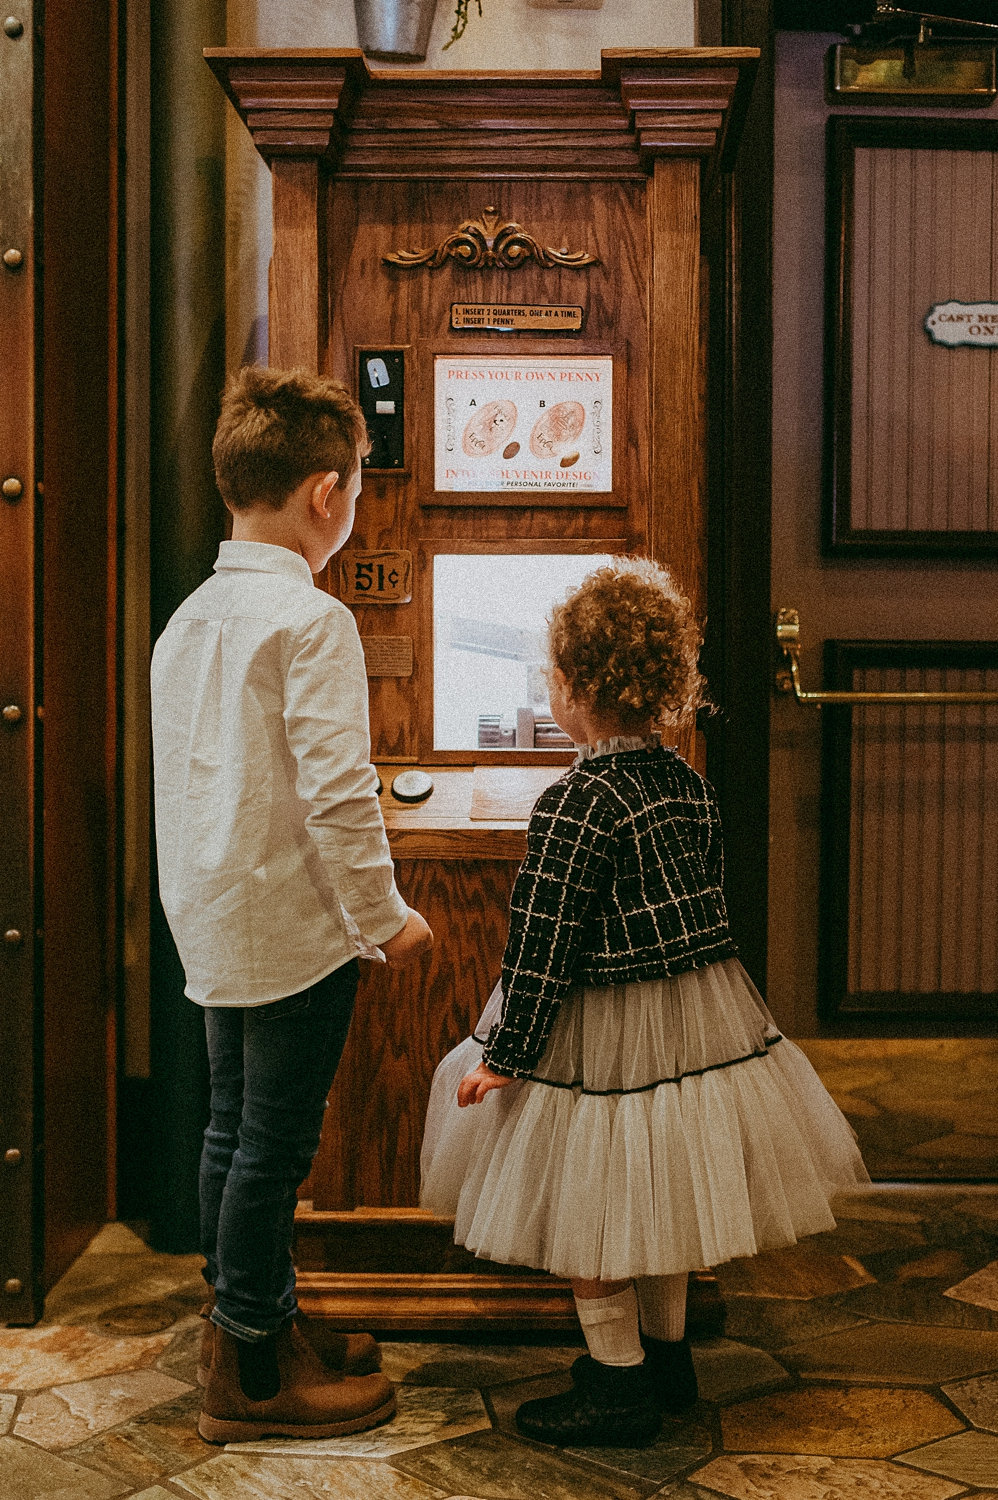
[151,366,432,1442]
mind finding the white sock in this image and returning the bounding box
[574,1284,644,1367]
[636,1273,688,1342]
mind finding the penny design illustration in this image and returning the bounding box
[560,452,580,467]
[503,441,520,459]
[530,401,586,460]
[462,400,518,457]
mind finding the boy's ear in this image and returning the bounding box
[309,470,341,518]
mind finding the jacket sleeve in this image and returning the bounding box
[702,784,727,901]
[283,604,409,946]
[483,774,615,1078]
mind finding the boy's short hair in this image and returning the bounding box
[548,555,709,730]
[212,365,371,510]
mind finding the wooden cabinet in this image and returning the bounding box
[206,47,757,1329]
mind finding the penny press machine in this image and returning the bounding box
[206,46,758,1332]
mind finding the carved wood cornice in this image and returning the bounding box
[603,50,759,172]
[204,48,759,180]
[204,50,369,163]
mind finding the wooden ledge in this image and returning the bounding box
[205,47,759,179]
[295,1271,577,1331]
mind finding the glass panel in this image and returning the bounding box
[433,553,613,751]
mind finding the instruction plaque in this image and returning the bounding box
[450,303,583,331]
[361,636,413,678]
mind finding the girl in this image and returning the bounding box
[420,557,868,1449]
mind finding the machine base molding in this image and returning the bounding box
[294,1206,726,1335]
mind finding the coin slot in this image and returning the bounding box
[358,348,406,470]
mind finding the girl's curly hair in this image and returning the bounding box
[548,556,708,731]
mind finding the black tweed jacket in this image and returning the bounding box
[482,744,737,1079]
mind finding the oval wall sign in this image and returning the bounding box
[925,301,998,347]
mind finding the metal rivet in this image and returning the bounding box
[4,1279,23,1296]
[2,705,23,724]
[3,15,23,37]
[2,476,23,500]
[4,1149,21,1166]
[5,929,23,946]
[3,248,23,269]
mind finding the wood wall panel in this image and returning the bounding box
[821,642,998,1025]
[307,856,518,1210]
[837,127,998,545]
[650,158,705,612]
[847,665,998,1000]
[270,159,327,369]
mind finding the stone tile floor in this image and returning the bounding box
[796,1041,998,1181]
[4,1189,998,1497]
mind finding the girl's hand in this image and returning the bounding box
[457,1062,516,1107]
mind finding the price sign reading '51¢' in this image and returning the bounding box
[340,550,413,605]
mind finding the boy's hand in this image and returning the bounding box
[457,1061,516,1107]
[380,907,433,968]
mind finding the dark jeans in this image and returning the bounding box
[199,960,359,1342]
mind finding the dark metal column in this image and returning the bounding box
[148,0,226,1252]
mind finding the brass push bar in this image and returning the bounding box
[774,609,998,706]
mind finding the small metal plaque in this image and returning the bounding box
[831,43,996,103]
[451,303,583,332]
[361,635,413,678]
[341,550,413,604]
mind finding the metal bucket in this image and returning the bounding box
[354,0,440,61]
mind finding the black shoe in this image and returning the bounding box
[515,1356,662,1448]
[641,1334,698,1413]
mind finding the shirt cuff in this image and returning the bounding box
[355,887,410,947]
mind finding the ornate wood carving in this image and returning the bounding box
[383,205,599,271]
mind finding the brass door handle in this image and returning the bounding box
[773,609,998,706]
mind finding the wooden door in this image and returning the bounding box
[207,47,757,1328]
[0,0,117,1323]
[769,32,998,1181]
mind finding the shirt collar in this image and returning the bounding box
[213,540,315,584]
[574,735,663,765]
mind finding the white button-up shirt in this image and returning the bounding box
[151,540,408,1005]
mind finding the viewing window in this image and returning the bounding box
[433,553,613,751]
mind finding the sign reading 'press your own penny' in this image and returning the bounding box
[435,355,612,493]
[340,550,413,604]
[451,304,583,332]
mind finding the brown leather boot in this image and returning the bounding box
[198,1296,380,1385]
[197,1323,395,1443]
[297,1308,381,1376]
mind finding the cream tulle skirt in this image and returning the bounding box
[420,958,869,1282]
